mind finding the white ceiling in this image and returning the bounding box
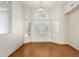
[23,1,66,7]
[23,1,66,19]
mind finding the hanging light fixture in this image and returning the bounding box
[39,1,43,9]
[34,1,49,21]
[37,1,45,14]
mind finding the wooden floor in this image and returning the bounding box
[10,42,79,57]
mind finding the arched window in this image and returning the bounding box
[31,8,50,39]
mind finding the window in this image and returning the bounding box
[31,8,50,39]
[0,1,10,34]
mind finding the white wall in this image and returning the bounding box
[52,5,67,44]
[24,4,66,44]
[0,2,25,56]
[67,7,79,50]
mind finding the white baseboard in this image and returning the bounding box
[51,40,67,45]
[68,43,79,51]
[8,43,23,57]
[24,39,67,45]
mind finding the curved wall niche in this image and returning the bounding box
[0,1,10,34]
